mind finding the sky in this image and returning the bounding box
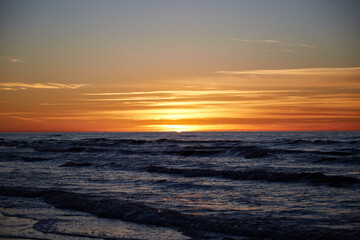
[0,0,359,132]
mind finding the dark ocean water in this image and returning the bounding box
[0,131,359,240]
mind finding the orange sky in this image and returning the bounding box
[1,67,359,132]
[1,1,359,132]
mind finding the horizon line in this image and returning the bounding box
[0,130,358,133]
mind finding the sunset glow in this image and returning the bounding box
[1,1,359,132]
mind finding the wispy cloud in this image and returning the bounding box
[2,84,358,131]
[230,39,315,48]
[9,116,46,123]
[264,49,294,53]
[0,82,87,91]
[83,91,176,96]
[214,67,360,75]
[0,56,22,63]
[83,89,292,97]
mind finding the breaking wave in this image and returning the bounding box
[147,166,360,187]
[1,185,357,240]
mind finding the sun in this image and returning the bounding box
[159,125,196,132]
[139,124,205,132]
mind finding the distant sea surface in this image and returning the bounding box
[0,131,359,240]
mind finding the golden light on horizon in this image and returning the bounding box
[1,68,360,132]
[139,124,203,132]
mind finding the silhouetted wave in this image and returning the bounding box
[0,186,282,239]
[21,157,51,162]
[1,137,358,160]
[280,139,348,145]
[60,161,92,167]
[147,166,360,187]
[1,185,357,240]
[312,157,360,164]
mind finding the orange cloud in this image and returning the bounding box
[0,56,21,63]
[1,67,359,132]
[0,82,87,91]
[230,39,315,48]
[214,67,360,75]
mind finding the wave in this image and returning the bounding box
[74,138,149,146]
[46,142,270,159]
[0,137,242,148]
[2,185,357,240]
[152,179,225,190]
[165,149,223,157]
[147,166,360,187]
[281,139,346,145]
[163,145,270,158]
[308,150,359,156]
[0,186,276,239]
[21,157,51,162]
[71,138,242,147]
[282,149,359,157]
[0,139,29,148]
[1,137,357,161]
[155,138,243,144]
[60,161,92,167]
[312,157,360,164]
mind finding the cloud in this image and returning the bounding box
[9,116,46,123]
[0,82,87,91]
[83,89,292,97]
[83,91,177,96]
[213,67,360,75]
[264,49,294,53]
[0,56,22,63]
[230,39,315,48]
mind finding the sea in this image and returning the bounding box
[0,131,359,240]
